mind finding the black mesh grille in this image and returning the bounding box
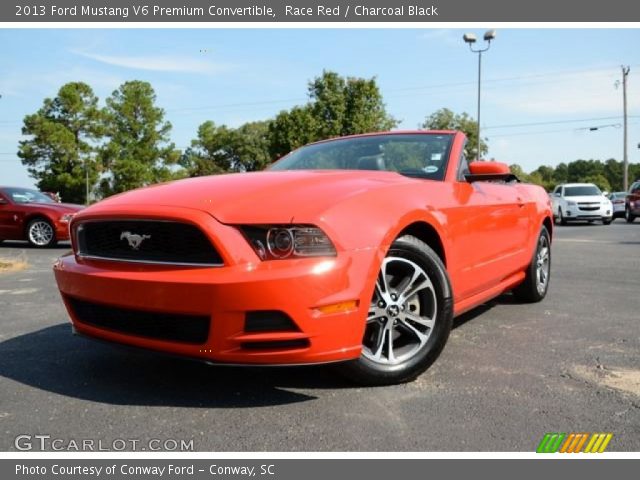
[77,220,222,265]
[67,296,210,344]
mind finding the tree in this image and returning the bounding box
[603,159,623,191]
[309,70,397,138]
[269,71,397,159]
[181,120,272,177]
[567,159,605,183]
[422,108,487,160]
[18,82,103,204]
[234,121,272,172]
[583,173,611,193]
[509,164,531,183]
[553,162,569,184]
[530,165,556,191]
[269,106,318,159]
[99,81,179,196]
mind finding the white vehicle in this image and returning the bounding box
[551,183,613,225]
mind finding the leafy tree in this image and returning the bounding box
[99,81,179,196]
[582,173,611,193]
[421,108,487,160]
[181,120,272,177]
[530,165,556,191]
[18,82,103,204]
[603,159,623,191]
[269,71,397,159]
[181,121,237,176]
[553,162,569,184]
[268,106,318,159]
[234,121,272,171]
[567,159,605,183]
[509,164,535,184]
[309,70,397,138]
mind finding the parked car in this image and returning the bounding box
[625,180,640,223]
[608,191,627,219]
[551,183,613,225]
[53,131,553,385]
[0,186,83,247]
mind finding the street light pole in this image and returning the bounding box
[463,30,496,161]
[476,49,482,162]
[622,65,630,191]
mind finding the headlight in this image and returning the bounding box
[239,225,336,260]
[60,213,75,223]
[567,201,577,206]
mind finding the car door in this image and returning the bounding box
[448,166,531,301]
[0,192,21,239]
[629,182,640,214]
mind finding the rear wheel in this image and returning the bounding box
[626,207,636,223]
[26,218,57,248]
[340,235,453,385]
[512,226,551,303]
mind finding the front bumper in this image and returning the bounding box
[54,221,71,241]
[53,225,379,365]
[563,206,612,221]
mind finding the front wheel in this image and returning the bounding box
[626,207,636,223]
[26,218,57,248]
[558,208,568,226]
[602,217,612,225]
[512,226,551,303]
[340,235,453,386]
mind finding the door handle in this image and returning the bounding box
[517,197,525,207]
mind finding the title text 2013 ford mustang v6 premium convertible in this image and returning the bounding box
[53,131,553,384]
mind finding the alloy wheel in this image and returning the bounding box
[362,256,437,365]
[28,220,54,246]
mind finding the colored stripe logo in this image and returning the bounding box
[537,433,613,453]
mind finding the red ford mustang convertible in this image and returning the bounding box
[54,131,553,384]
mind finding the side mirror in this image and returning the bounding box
[465,161,518,183]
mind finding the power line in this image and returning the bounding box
[163,64,638,114]
[484,115,640,130]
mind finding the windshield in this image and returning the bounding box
[564,186,601,197]
[269,133,454,180]
[3,187,56,204]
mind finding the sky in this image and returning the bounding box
[0,27,639,188]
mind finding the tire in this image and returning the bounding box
[558,208,568,226]
[602,218,612,225]
[512,226,551,303]
[340,235,453,386]
[26,218,57,247]
[625,207,636,223]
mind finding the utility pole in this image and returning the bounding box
[622,65,630,191]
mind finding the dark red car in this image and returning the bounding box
[625,180,640,223]
[0,187,83,247]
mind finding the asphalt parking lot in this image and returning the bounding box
[1,221,639,452]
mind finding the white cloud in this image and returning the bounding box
[73,50,231,75]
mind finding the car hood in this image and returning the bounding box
[91,170,413,223]
[25,202,84,213]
